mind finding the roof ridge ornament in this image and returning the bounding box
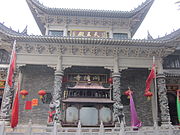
[21,25,28,35]
[147,30,153,40]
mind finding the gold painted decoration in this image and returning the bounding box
[0,80,5,88]
[32,99,38,106]
[67,73,107,83]
[71,30,107,38]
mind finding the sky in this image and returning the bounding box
[0,0,179,39]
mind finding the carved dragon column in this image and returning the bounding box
[112,55,123,125]
[0,67,21,124]
[156,59,171,127]
[49,56,64,123]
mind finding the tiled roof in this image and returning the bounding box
[8,36,168,46]
[0,22,176,47]
[0,22,27,36]
[26,0,154,18]
[156,28,180,41]
[26,0,154,36]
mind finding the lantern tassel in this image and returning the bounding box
[22,95,25,99]
[147,96,151,101]
[40,95,43,99]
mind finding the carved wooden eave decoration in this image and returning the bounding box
[26,0,154,37]
[2,36,176,59]
[0,22,178,58]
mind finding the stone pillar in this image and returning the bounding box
[0,67,20,124]
[63,25,68,36]
[112,56,123,125]
[157,59,171,127]
[49,56,64,123]
[109,27,113,38]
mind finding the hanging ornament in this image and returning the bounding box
[20,89,28,99]
[144,91,153,100]
[108,77,113,84]
[124,88,133,99]
[38,90,46,99]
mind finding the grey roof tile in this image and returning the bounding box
[27,0,154,18]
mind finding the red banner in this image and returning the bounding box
[25,101,32,110]
[10,89,19,128]
[145,64,156,92]
[8,45,16,87]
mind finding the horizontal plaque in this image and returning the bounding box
[67,73,107,83]
[71,30,107,38]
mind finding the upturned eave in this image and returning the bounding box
[26,0,154,37]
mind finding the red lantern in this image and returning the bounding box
[124,89,133,99]
[20,89,28,99]
[144,91,153,100]
[38,90,46,99]
[108,77,113,84]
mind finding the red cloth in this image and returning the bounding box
[8,43,16,87]
[10,90,19,128]
[10,41,18,128]
[145,64,156,92]
[48,111,56,123]
[25,101,32,110]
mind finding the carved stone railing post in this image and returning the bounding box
[49,56,64,123]
[157,59,171,127]
[112,56,123,125]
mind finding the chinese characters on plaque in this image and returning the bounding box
[67,73,107,83]
[71,30,107,38]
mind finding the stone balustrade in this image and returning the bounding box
[0,121,179,135]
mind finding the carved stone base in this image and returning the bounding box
[161,122,173,129]
[112,72,121,78]
[55,70,64,76]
